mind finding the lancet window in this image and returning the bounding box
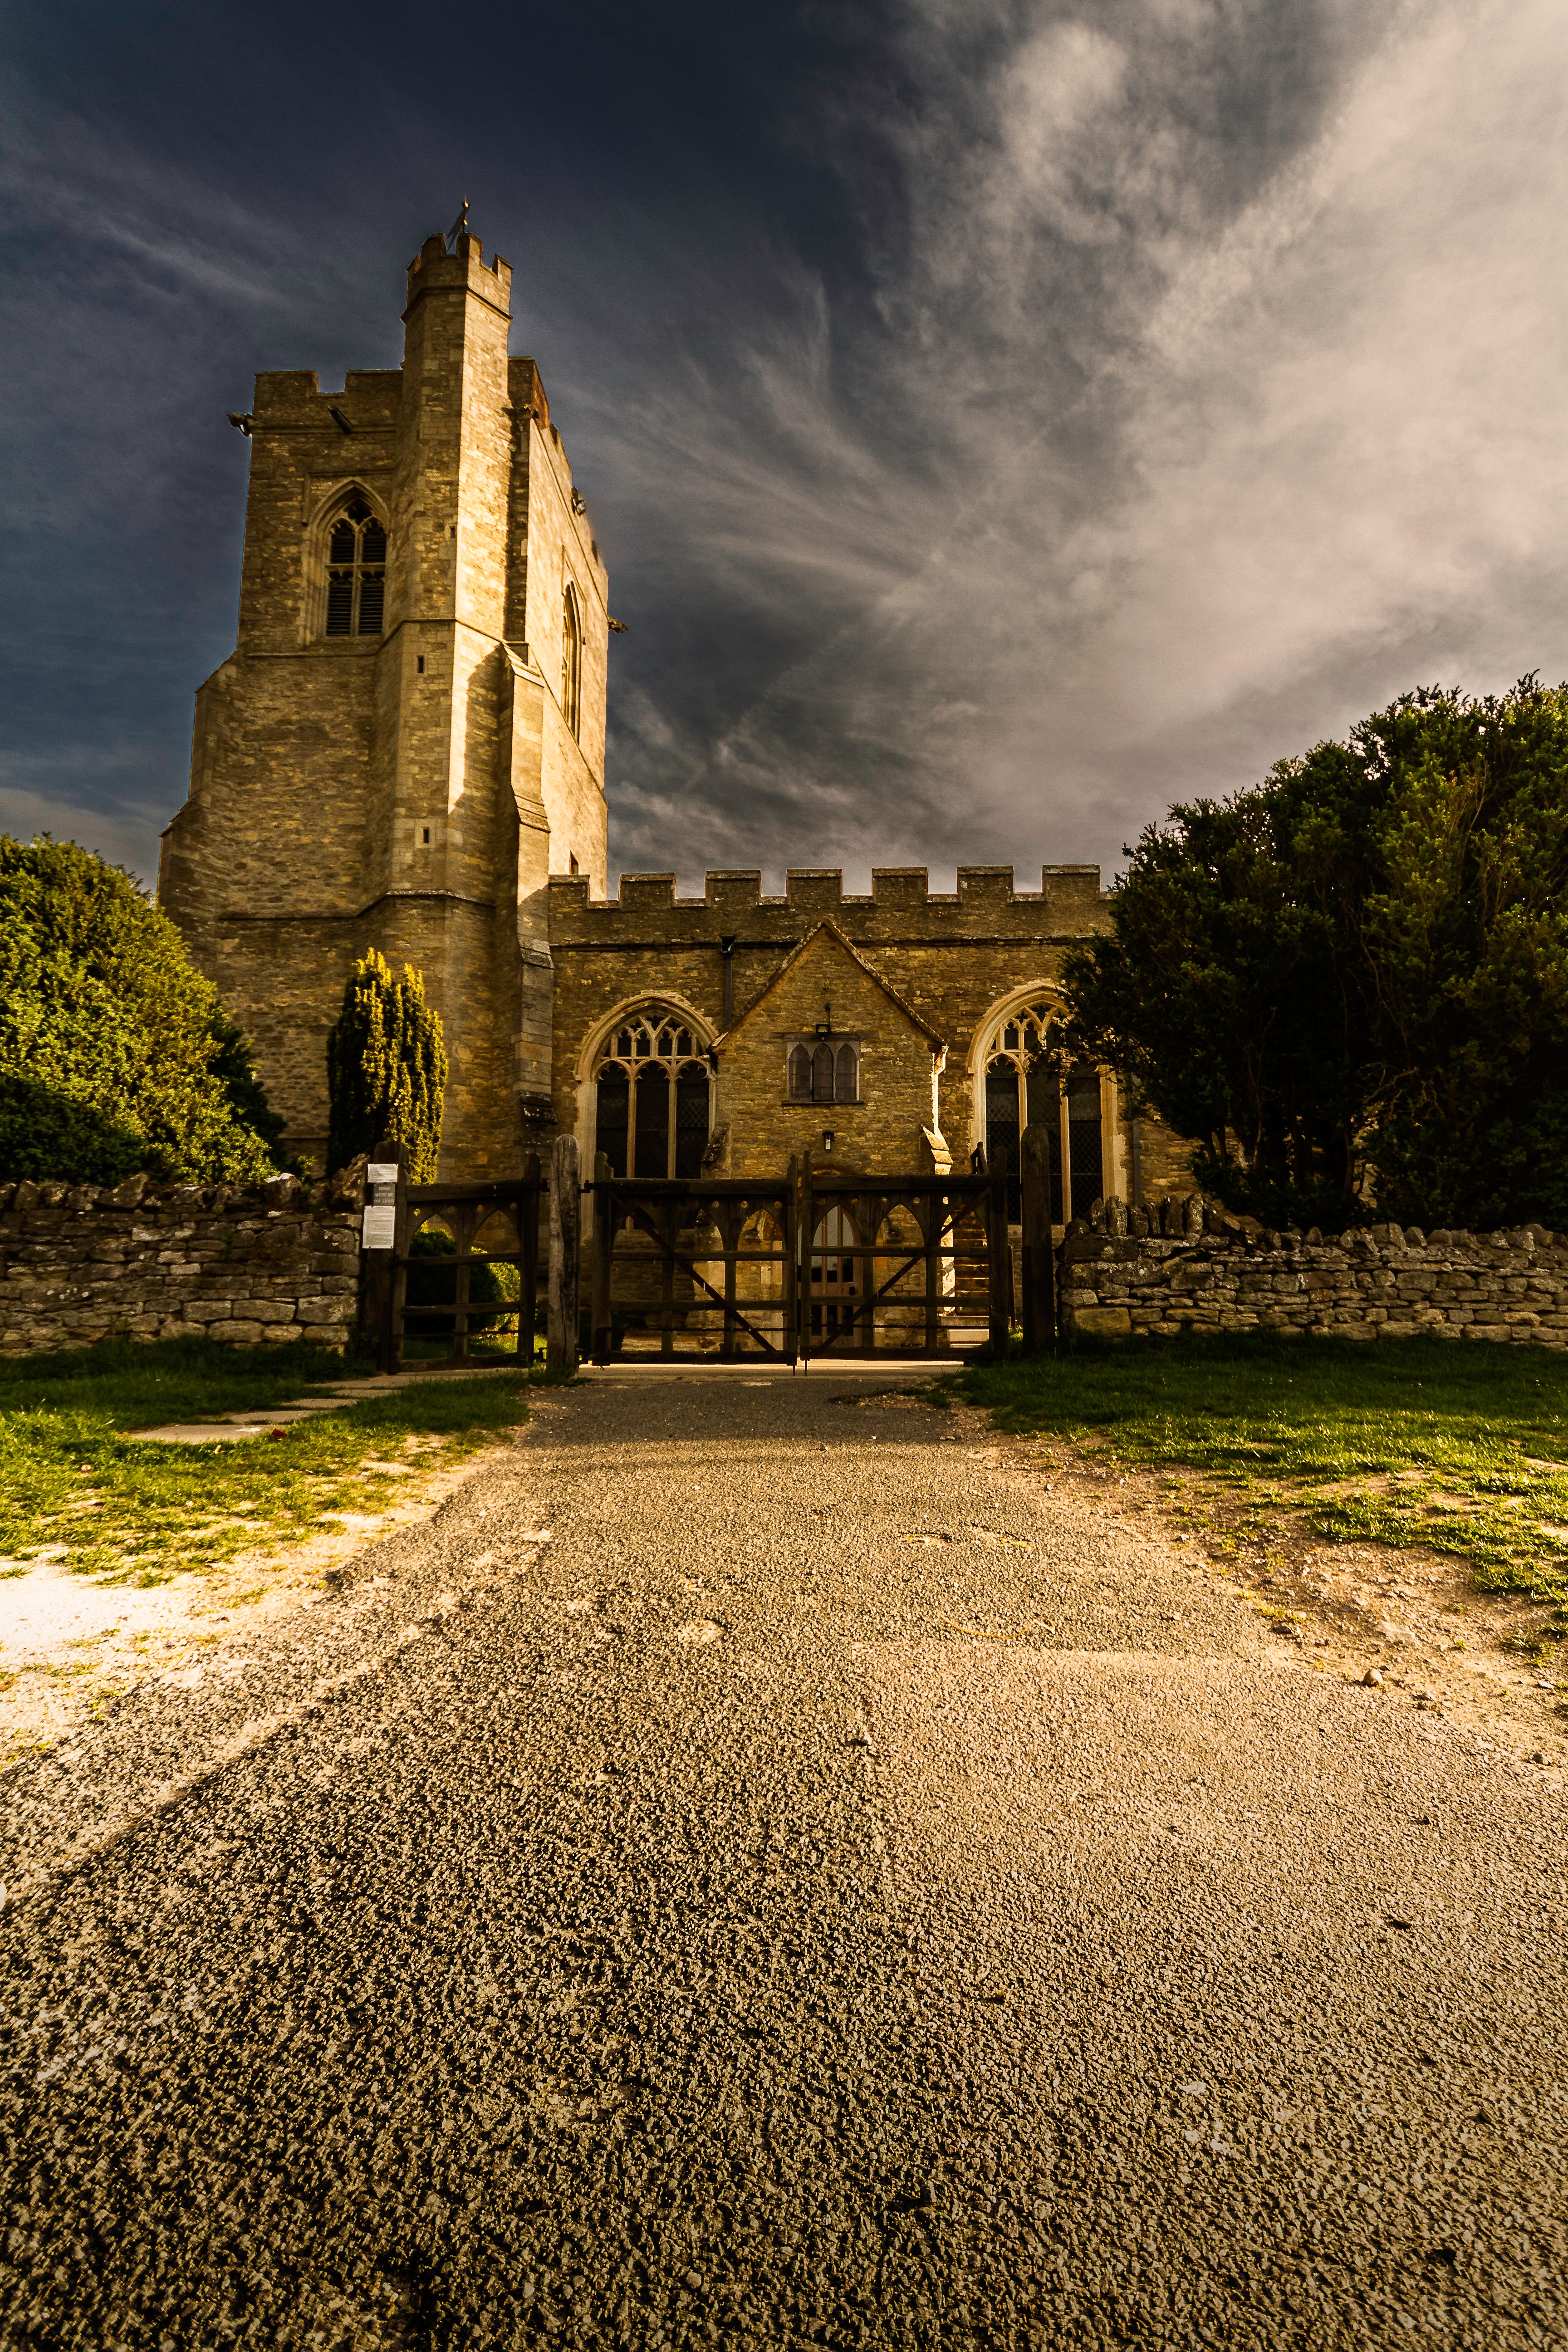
[323,498,386,637]
[561,583,582,736]
[787,1039,859,1104]
[593,1009,712,1179]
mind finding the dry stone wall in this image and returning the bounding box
[0,1163,368,1357]
[1061,1196,1568,1349]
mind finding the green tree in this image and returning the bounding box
[1342,683,1568,1228]
[1062,680,1568,1232]
[1058,788,1363,1227]
[0,836,284,1187]
[325,950,447,1181]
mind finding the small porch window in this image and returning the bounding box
[787,1039,859,1103]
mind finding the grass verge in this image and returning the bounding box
[951,1333,1568,1611]
[0,1336,530,1586]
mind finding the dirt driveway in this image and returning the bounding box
[1,1368,1563,2348]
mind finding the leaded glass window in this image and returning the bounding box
[593,1008,711,1178]
[786,1038,859,1103]
[980,999,1106,1223]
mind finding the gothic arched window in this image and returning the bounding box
[323,498,386,637]
[561,583,582,737]
[979,997,1106,1224]
[593,1008,711,1179]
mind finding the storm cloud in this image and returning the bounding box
[3,0,1564,894]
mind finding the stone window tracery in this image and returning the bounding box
[593,1008,711,1178]
[323,497,386,637]
[980,998,1106,1223]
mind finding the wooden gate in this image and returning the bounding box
[364,1154,541,1373]
[798,1165,1009,1362]
[585,1158,1010,1363]
[588,1171,799,1362]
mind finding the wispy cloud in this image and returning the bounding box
[3,2,1564,897]
[597,0,1568,887]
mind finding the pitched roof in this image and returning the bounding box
[715,920,946,1051]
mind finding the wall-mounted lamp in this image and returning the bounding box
[821,1130,835,1153]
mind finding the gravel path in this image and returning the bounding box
[1,1372,1563,2349]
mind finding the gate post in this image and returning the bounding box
[358,1133,407,1373]
[590,1152,613,1364]
[986,1168,1011,1358]
[1019,1123,1055,1357]
[782,1157,800,1366]
[520,1153,541,1365]
[547,1135,581,1377]
[798,1151,815,1366]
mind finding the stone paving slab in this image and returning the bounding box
[125,1360,524,1443]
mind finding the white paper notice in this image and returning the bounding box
[362,1204,397,1250]
[367,1163,400,1186]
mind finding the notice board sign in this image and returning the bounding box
[362,1163,401,1251]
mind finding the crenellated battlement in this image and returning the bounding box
[404,230,512,315]
[547,862,1106,926]
[249,369,403,442]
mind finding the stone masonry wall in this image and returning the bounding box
[0,1163,368,1358]
[1060,1196,1568,1348]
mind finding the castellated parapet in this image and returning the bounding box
[549,862,1107,916]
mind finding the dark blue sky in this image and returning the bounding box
[3,0,1564,892]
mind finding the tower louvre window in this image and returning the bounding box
[323,498,386,637]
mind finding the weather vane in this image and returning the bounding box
[445,196,470,253]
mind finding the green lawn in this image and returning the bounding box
[952,1334,1568,1610]
[0,1337,530,1586]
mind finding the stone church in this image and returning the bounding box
[159,222,1191,1223]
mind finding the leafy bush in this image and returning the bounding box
[0,836,284,1186]
[405,1227,516,1335]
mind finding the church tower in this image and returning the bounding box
[158,221,610,1178]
